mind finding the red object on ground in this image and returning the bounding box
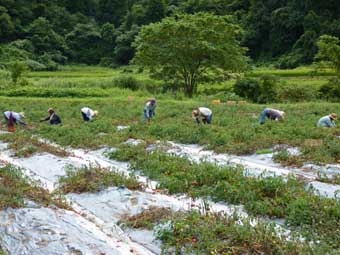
[8,112,15,132]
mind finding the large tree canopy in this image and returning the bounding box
[133,12,249,96]
[315,35,340,75]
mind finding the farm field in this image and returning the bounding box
[0,65,339,254]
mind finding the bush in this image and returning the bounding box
[25,59,47,71]
[233,76,278,103]
[275,53,303,69]
[8,61,28,83]
[277,84,318,102]
[319,78,340,101]
[113,75,143,91]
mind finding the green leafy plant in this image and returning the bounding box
[58,165,142,194]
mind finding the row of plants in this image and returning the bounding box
[109,145,340,251]
[0,132,69,158]
[58,165,143,194]
[0,164,68,210]
[122,209,328,254]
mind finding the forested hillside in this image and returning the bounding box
[1,0,339,69]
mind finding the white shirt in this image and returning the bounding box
[198,107,212,117]
[4,111,21,121]
[81,107,95,120]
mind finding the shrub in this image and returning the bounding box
[8,61,28,83]
[319,78,340,101]
[275,53,303,69]
[277,84,318,102]
[113,75,143,91]
[25,59,47,71]
[233,76,278,103]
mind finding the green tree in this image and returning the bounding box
[66,23,102,64]
[315,35,340,75]
[133,12,248,97]
[0,9,15,42]
[9,61,28,84]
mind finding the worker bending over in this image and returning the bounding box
[81,107,98,122]
[3,111,26,126]
[144,98,156,122]
[192,107,212,124]
[317,113,336,128]
[259,108,285,124]
[40,108,62,125]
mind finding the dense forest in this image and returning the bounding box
[1,0,340,70]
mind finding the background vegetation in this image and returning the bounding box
[1,0,340,69]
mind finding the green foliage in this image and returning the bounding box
[9,61,28,84]
[319,78,340,101]
[0,164,68,210]
[233,76,278,103]
[277,84,318,103]
[58,165,142,194]
[113,75,142,91]
[109,147,340,249]
[275,53,304,69]
[134,12,248,97]
[157,211,316,254]
[315,35,340,75]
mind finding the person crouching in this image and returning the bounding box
[144,98,156,122]
[317,113,337,128]
[192,107,212,125]
[81,107,98,122]
[259,108,285,124]
[40,108,62,125]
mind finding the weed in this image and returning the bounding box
[58,165,143,194]
[120,206,172,230]
[273,149,304,167]
[0,164,69,210]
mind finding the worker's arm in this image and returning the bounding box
[17,119,27,126]
[40,116,50,122]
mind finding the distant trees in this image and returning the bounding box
[134,13,248,97]
[315,35,340,75]
[0,0,340,67]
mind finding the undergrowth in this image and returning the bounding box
[0,164,69,210]
[58,165,143,194]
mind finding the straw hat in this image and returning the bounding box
[93,110,99,116]
[48,108,54,114]
[19,112,25,118]
[330,113,337,120]
[192,109,199,118]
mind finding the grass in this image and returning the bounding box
[0,164,69,210]
[58,165,143,194]
[109,146,340,251]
